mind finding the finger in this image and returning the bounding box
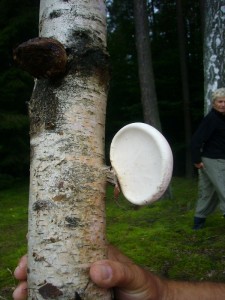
[14,255,28,281]
[12,281,28,300]
[89,259,160,299]
[90,259,146,288]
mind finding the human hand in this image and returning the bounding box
[90,245,163,299]
[194,162,204,169]
[13,255,28,300]
[13,245,164,300]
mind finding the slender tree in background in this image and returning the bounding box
[176,0,192,178]
[133,0,161,130]
[18,1,111,299]
[132,0,174,198]
[203,1,225,113]
[106,0,142,142]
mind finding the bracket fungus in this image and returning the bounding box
[110,123,173,205]
[13,37,67,79]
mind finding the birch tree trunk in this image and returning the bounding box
[27,1,111,299]
[203,1,225,113]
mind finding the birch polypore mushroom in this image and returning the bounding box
[110,123,173,205]
[13,37,67,78]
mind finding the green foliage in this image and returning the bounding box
[105,0,204,173]
[0,0,39,178]
[0,69,32,177]
[0,0,205,177]
[1,177,225,299]
[106,0,142,149]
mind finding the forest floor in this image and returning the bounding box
[1,177,225,299]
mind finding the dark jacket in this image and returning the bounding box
[191,108,225,164]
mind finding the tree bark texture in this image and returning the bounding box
[176,0,193,178]
[133,0,161,131]
[27,1,111,299]
[203,1,225,113]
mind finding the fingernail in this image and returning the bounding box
[18,258,26,269]
[14,261,25,274]
[99,264,112,280]
[14,266,20,273]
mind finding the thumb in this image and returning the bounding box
[90,259,137,289]
[90,260,162,299]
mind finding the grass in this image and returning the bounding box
[1,177,225,299]
[0,180,29,299]
[106,177,225,282]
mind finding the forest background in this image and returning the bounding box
[0,0,204,187]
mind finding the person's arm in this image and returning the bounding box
[13,245,225,300]
[164,280,225,300]
[90,245,165,300]
[91,245,225,300]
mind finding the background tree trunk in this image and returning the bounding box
[133,0,173,198]
[133,0,161,130]
[203,1,225,113]
[28,1,111,299]
[176,0,193,178]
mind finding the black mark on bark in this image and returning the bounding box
[74,291,82,299]
[53,194,67,202]
[72,31,91,51]
[33,200,54,211]
[45,121,56,130]
[48,237,60,243]
[38,283,63,299]
[33,252,45,262]
[65,216,81,228]
[49,10,62,19]
[69,47,110,86]
[29,81,59,135]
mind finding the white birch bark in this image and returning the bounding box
[203,1,225,114]
[27,1,111,299]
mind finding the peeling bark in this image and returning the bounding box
[27,1,111,299]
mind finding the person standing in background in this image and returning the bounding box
[191,87,225,230]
